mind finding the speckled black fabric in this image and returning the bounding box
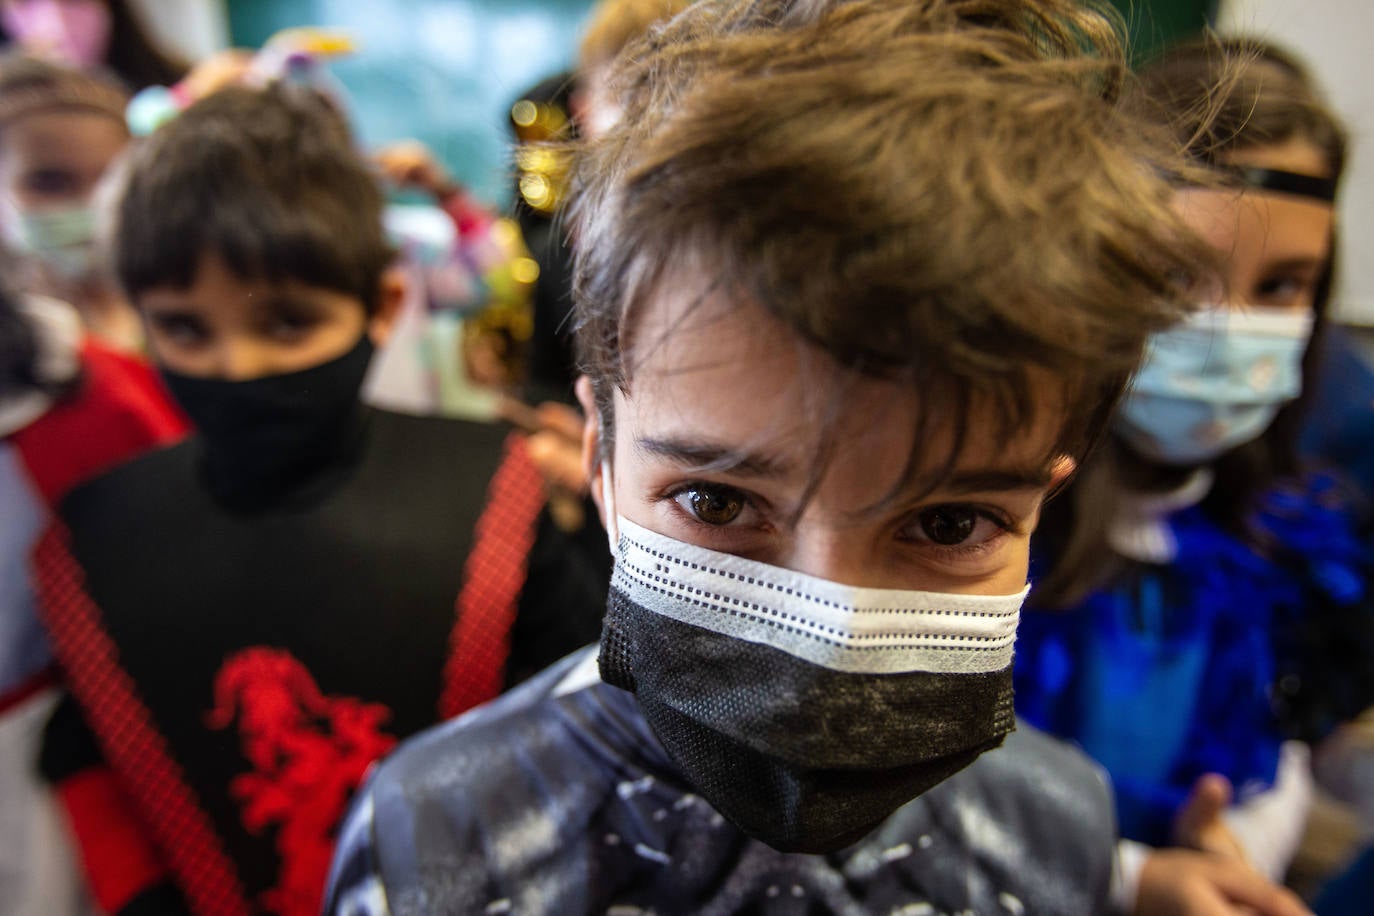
[326,649,1117,915]
[601,588,1014,852]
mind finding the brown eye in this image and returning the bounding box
[684,486,745,526]
[23,168,79,196]
[917,506,978,546]
[267,311,319,341]
[1254,275,1308,309]
[148,312,209,347]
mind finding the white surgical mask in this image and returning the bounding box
[4,202,101,283]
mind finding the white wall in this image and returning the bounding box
[1219,0,1374,324]
[127,0,229,63]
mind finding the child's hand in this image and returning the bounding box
[523,402,590,497]
[1174,774,1250,862]
[503,399,590,532]
[179,49,256,102]
[374,141,458,198]
[1134,848,1309,916]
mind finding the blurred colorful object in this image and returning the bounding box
[510,96,572,216]
[126,25,356,135]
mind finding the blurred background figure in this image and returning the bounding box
[505,0,692,534]
[0,0,185,90]
[0,273,184,916]
[0,55,141,349]
[512,0,692,408]
[1014,34,1374,911]
[369,134,541,420]
[31,82,605,916]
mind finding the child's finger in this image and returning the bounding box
[534,402,587,442]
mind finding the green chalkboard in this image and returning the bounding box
[1106,0,1219,60]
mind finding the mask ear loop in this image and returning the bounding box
[600,460,620,556]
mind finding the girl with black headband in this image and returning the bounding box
[1014,35,1374,908]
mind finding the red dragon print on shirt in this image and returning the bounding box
[207,647,397,916]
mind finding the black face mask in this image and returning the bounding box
[598,516,1025,854]
[160,336,374,510]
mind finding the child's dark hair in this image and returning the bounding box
[100,0,188,91]
[115,85,394,313]
[1036,36,1349,607]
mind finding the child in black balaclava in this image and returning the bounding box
[30,85,607,916]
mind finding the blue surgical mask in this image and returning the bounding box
[4,203,101,282]
[1114,305,1313,466]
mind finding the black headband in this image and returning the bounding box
[1229,166,1338,203]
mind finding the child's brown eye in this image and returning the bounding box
[268,313,317,340]
[1255,275,1307,307]
[916,506,978,546]
[23,168,79,196]
[683,486,745,526]
[149,313,208,346]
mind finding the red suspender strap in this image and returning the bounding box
[439,433,546,719]
[33,524,252,916]
[56,766,170,914]
[12,341,187,504]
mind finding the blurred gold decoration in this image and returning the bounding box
[510,257,541,286]
[265,27,356,57]
[511,98,573,215]
[511,99,539,128]
[460,217,538,391]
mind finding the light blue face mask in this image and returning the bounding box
[1114,305,1314,466]
[4,203,101,282]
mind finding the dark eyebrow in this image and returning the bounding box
[923,466,1057,498]
[1262,257,1325,275]
[635,436,793,477]
[258,294,326,314]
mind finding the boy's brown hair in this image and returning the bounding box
[570,0,1210,490]
[115,85,393,313]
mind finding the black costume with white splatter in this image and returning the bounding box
[326,649,1115,915]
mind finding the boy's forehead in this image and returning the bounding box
[620,279,1067,494]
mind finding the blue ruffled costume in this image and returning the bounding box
[1015,474,1373,846]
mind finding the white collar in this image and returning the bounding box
[1107,468,1215,564]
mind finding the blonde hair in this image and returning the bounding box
[579,0,695,72]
